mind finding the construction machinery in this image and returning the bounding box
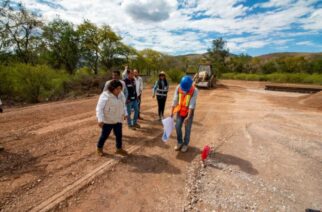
[186,64,216,89]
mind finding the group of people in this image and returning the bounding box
[96,66,198,156]
[96,67,144,156]
[0,69,198,155]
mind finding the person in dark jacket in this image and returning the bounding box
[153,71,169,121]
[124,69,140,129]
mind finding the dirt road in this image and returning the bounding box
[0,80,321,211]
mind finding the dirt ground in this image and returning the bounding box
[0,80,321,212]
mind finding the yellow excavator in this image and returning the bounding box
[186,64,216,89]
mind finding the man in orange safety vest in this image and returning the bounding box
[171,76,199,153]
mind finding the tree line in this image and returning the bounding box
[0,1,176,75]
[206,38,322,76]
[0,1,185,103]
[0,0,321,104]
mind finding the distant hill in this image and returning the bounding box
[255,52,322,60]
[174,53,208,60]
[174,52,322,60]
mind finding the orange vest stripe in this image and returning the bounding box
[173,86,195,117]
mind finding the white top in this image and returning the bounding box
[96,91,128,124]
[122,68,128,80]
[135,76,144,96]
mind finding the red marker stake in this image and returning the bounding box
[201,145,211,161]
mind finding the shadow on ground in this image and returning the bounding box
[121,154,181,174]
[176,146,201,163]
[208,152,259,175]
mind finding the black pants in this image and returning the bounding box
[138,94,142,118]
[157,96,167,117]
[97,123,122,149]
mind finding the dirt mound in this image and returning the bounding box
[300,91,322,109]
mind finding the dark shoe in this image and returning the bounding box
[133,123,141,129]
[97,148,104,156]
[128,125,136,130]
[115,148,128,156]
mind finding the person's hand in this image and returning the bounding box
[98,122,104,128]
[124,116,128,121]
[184,118,189,125]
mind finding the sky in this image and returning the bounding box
[9,0,322,56]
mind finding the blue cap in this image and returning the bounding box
[180,76,193,92]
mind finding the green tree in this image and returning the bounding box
[99,25,122,69]
[0,1,10,54]
[261,61,277,74]
[128,48,147,72]
[140,48,163,76]
[250,57,261,74]
[77,21,101,75]
[311,56,322,74]
[207,37,230,76]
[1,2,42,64]
[227,54,252,73]
[42,19,79,74]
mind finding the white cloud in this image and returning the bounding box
[227,39,268,52]
[9,0,322,55]
[301,8,322,30]
[256,0,296,8]
[227,35,293,53]
[190,0,248,19]
[296,41,314,46]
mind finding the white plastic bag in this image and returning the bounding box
[162,117,175,142]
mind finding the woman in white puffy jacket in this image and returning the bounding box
[96,80,128,156]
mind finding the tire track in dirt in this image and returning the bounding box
[0,88,174,211]
[3,82,321,211]
[187,81,322,211]
[61,87,232,212]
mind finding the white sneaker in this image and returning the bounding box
[181,145,189,152]
[174,144,183,151]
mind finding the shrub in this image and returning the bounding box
[148,74,159,86]
[166,69,185,83]
[221,73,322,85]
[70,67,107,92]
[0,64,69,103]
